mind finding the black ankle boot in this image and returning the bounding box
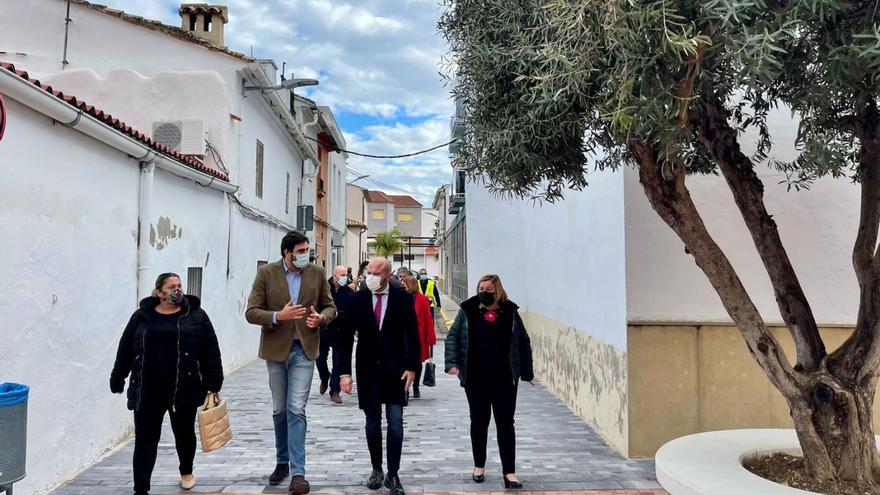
[268,463,289,485]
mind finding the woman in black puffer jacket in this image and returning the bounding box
[445,274,534,490]
[110,272,223,495]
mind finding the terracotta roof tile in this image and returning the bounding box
[364,190,393,204]
[388,195,422,208]
[0,61,229,182]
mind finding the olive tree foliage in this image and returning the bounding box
[441,0,880,192]
[441,0,880,483]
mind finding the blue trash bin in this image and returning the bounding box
[0,383,29,495]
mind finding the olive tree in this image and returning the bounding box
[440,0,880,484]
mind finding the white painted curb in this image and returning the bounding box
[655,429,880,495]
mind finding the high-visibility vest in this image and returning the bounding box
[419,279,437,308]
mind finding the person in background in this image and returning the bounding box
[111,272,223,495]
[338,257,420,495]
[317,265,355,404]
[392,266,410,289]
[355,260,370,291]
[417,269,441,317]
[245,231,337,494]
[402,277,437,399]
[444,274,534,490]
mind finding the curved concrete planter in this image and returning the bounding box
[656,429,880,495]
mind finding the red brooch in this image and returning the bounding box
[483,310,498,323]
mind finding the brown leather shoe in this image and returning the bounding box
[289,475,311,495]
[319,380,328,395]
[330,392,343,404]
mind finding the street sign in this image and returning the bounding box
[297,205,314,232]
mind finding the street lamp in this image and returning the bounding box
[347,174,370,185]
[243,77,319,96]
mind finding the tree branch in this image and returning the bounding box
[853,142,880,287]
[675,41,709,130]
[632,140,801,395]
[692,93,826,372]
[832,114,880,381]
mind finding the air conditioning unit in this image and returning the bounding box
[152,120,207,155]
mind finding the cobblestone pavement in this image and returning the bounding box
[51,313,661,495]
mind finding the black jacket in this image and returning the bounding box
[444,297,534,387]
[338,285,421,408]
[110,296,223,411]
[327,279,355,332]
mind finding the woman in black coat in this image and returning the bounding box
[445,274,534,489]
[110,273,223,495]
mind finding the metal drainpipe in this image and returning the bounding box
[301,109,320,243]
[137,161,156,302]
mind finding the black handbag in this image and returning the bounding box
[423,359,436,387]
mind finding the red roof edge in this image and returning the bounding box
[0,61,229,182]
[389,194,423,208]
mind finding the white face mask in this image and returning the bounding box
[337,276,348,286]
[291,253,310,269]
[366,274,383,292]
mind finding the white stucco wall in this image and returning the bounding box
[0,0,312,214]
[146,169,262,369]
[239,91,306,225]
[0,100,142,495]
[464,172,630,452]
[0,3,345,491]
[41,69,231,157]
[466,171,628,349]
[0,0,246,92]
[624,109,861,325]
[0,95,288,494]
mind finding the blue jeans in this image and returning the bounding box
[267,342,315,476]
[364,404,404,477]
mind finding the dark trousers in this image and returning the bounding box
[316,329,341,394]
[133,404,197,494]
[363,403,404,477]
[466,383,518,475]
[413,365,422,393]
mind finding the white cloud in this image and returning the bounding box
[345,116,452,205]
[95,0,455,201]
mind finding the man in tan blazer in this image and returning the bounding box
[246,231,336,495]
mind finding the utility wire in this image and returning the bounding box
[205,139,230,174]
[346,167,423,196]
[228,193,298,233]
[307,135,458,159]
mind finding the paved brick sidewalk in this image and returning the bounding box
[51,319,661,495]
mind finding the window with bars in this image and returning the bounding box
[187,267,203,299]
[256,140,264,199]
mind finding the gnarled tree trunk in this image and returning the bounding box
[633,126,880,484]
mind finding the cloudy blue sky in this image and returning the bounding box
[102,0,454,206]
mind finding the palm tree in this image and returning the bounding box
[369,229,404,257]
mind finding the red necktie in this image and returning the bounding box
[374,294,384,328]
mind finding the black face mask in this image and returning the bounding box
[478,291,496,306]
